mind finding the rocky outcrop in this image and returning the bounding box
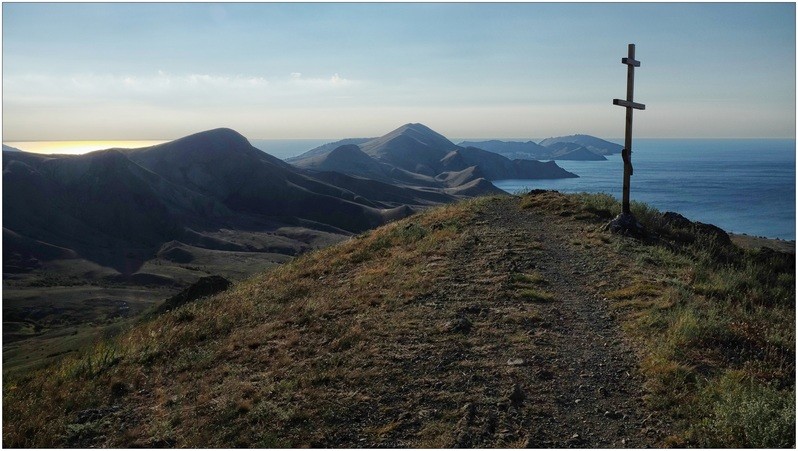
[661,211,732,246]
[156,275,232,313]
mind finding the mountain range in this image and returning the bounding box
[288,123,577,188]
[3,128,439,280]
[458,134,622,161]
[3,124,579,282]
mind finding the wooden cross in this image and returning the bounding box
[612,43,645,215]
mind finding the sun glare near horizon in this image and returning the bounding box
[3,140,169,155]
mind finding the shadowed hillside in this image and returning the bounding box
[3,128,465,277]
[4,192,793,448]
[286,138,373,163]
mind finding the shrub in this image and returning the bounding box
[697,372,795,448]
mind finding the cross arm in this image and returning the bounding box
[613,99,646,110]
[621,57,641,67]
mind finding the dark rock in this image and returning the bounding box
[536,369,555,380]
[157,275,232,313]
[695,222,732,245]
[110,381,128,397]
[460,304,488,315]
[508,383,525,406]
[662,211,731,246]
[661,211,692,229]
[446,316,472,334]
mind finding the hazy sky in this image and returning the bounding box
[3,2,795,140]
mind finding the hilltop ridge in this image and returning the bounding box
[5,191,793,448]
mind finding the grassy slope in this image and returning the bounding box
[3,192,794,447]
[529,192,795,447]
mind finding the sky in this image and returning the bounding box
[2,2,796,141]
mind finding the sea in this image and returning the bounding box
[251,137,797,241]
[5,138,795,241]
[493,139,796,241]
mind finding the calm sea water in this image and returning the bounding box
[8,138,794,240]
[494,139,796,241]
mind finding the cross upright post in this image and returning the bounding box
[613,43,645,215]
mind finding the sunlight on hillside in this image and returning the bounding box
[4,140,167,155]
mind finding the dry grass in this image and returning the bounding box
[563,191,795,447]
[518,288,556,303]
[3,192,794,448]
[3,197,491,448]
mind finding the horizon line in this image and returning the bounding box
[5,136,796,143]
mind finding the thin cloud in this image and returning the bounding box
[4,71,356,108]
[288,72,355,88]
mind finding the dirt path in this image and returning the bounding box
[385,195,670,447]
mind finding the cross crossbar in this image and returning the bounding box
[621,57,641,67]
[612,99,645,110]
